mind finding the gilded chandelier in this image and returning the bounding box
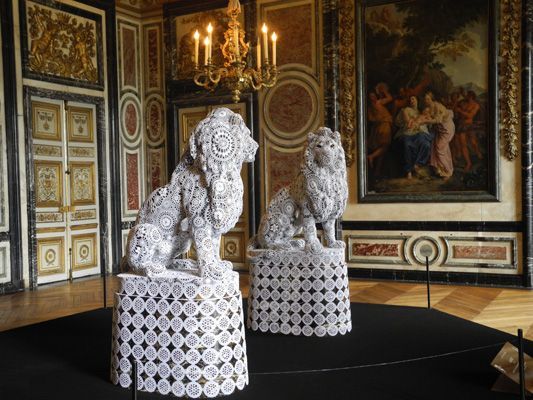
[192,0,279,103]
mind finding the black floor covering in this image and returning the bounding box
[1,302,531,400]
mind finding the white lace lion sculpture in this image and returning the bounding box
[254,127,348,253]
[126,107,258,280]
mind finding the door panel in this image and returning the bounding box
[66,102,100,279]
[31,97,101,284]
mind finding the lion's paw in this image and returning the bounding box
[327,240,346,249]
[305,239,324,254]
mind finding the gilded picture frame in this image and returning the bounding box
[356,0,500,203]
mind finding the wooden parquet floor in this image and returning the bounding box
[1,275,532,341]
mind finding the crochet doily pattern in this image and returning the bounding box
[110,271,248,398]
[247,248,351,337]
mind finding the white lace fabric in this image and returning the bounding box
[247,248,352,336]
[110,272,249,398]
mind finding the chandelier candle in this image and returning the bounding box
[271,32,277,66]
[207,23,213,60]
[193,30,200,66]
[261,23,268,61]
[234,26,240,57]
[203,37,209,65]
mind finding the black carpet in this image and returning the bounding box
[1,302,530,400]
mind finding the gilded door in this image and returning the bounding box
[177,103,249,270]
[32,97,100,284]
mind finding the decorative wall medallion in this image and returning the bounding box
[346,235,409,265]
[23,0,103,88]
[68,147,95,158]
[71,209,97,221]
[145,96,164,144]
[67,106,94,143]
[36,212,63,223]
[70,162,96,206]
[71,233,97,270]
[411,236,441,265]
[35,160,63,208]
[263,74,320,143]
[126,152,140,211]
[33,144,62,157]
[120,97,141,142]
[37,236,65,275]
[31,101,61,141]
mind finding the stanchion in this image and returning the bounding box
[102,271,107,309]
[131,358,138,400]
[518,329,526,400]
[425,256,431,310]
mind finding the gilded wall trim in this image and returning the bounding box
[338,0,355,166]
[500,0,521,161]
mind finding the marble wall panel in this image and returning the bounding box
[118,20,140,94]
[343,230,520,274]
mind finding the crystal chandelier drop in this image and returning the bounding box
[192,0,279,103]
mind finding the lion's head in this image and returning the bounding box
[188,107,258,174]
[304,127,345,170]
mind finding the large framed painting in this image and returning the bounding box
[356,0,499,202]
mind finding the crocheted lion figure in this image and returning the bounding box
[126,108,258,280]
[255,127,348,253]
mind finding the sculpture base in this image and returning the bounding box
[110,271,248,398]
[247,248,351,336]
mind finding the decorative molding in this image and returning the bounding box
[500,0,521,160]
[343,230,520,274]
[338,0,355,166]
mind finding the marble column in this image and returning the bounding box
[522,0,533,287]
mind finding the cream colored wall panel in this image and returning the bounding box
[343,230,521,275]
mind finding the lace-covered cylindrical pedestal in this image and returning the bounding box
[247,248,351,336]
[110,272,248,398]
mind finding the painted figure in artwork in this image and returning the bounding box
[126,108,258,280]
[394,95,433,179]
[254,127,348,254]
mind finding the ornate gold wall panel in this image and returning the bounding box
[37,236,65,276]
[34,160,63,208]
[31,101,61,141]
[69,162,96,206]
[67,107,94,143]
[23,0,103,88]
[71,232,98,271]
